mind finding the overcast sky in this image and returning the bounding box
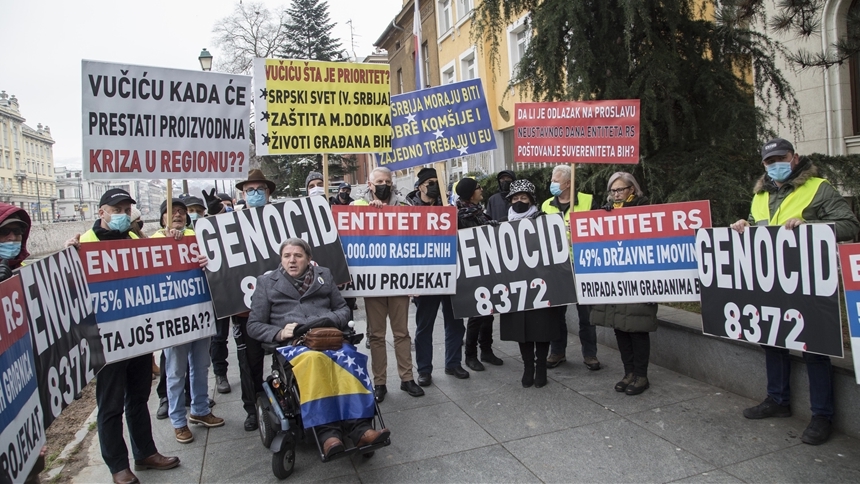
[0,0,403,167]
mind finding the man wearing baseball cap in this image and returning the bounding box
[66,188,180,483]
[731,138,860,445]
[330,182,354,206]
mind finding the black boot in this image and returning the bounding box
[534,342,549,388]
[519,343,535,388]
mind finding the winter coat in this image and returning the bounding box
[246,266,351,343]
[750,158,860,242]
[456,199,493,229]
[352,188,411,207]
[485,192,510,222]
[0,203,31,269]
[406,189,442,206]
[591,194,658,333]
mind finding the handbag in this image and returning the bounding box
[300,327,343,351]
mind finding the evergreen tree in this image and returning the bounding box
[280,0,345,61]
[472,0,805,225]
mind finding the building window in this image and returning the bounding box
[441,61,456,84]
[853,0,860,135]
[438,0,452,33]
[460,49,477,80]
[507,15,531,79]
[457,0,472,21]
[397,69,404,94]
[422,42,431,87]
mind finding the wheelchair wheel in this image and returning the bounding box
[363,451,375,459]
[256,395,275,448]
[272,439,296,479]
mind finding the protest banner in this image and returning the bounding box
[196,196,350,317]
[378,79,497,171]
[333,206,457,297]
[82,60,252,180]
[572,201,711,305]
[79,238,216,363]
[838,243,860,382]
[514,99,640,163]
[253,58,391,155]
[18,248,106,429]
[0,276,45,483]
[452,216,576,319]
[697,225,842,357]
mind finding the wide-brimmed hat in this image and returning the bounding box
[236,169,276,193]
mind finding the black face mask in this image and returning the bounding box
[512,201,530,213]
[374,184,392,201]
[338,191,350,200]
[425,182,440,199]
[499,180,512,193]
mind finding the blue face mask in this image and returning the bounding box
[550,182,563,197]
[0,241,21,260]
[189,213,200,222]
[766,161,793,182]
[225,206,234,212]
[107,214,131,232]
[246,191,266,207]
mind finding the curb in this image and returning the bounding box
[45,406,98,480]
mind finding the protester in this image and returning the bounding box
[65,188,179,484]
[591,172,656,396]
[154,199,224,443]
[455,177,504,372]
[225,169,277,431]
[203,193,233,395]
[485,170,515,222]
[182,195,206,225]
[0,203,30,281]
[330,182,354,206]
[407,167,469,384]
[246,238,390,458]
[499,180,561,388]
[731,138,860,445]
[129,207,145,239]
[352,167,424,402]
[217,192,234,211]
[542,165,601,371]
[306,171,325,197]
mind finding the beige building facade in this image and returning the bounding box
[0,91,58,223]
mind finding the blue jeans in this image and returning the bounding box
[550,305,597,358]
[164,338,212,428]
[414,295,465,374]
[763,345,834,419]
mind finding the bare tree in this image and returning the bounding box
[212,2,289,74]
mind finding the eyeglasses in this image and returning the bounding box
[244,188,267,196]
[0,227,24,237]
[609,186,633,195]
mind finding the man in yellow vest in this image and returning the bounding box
[731,138,860,445]
[66,189,180,484]
[542,165,601,371]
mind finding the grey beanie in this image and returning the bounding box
[305,171,324,189]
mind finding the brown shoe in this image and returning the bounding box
[546,354,566,368]
[112,468,140,484]
[133,452,180,470]
[323,437,344,458]
[356,427,391,447]
[174,426,194,444]
[189,412,225,428]
[583,356,601,371]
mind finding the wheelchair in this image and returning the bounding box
[256,322,390,479]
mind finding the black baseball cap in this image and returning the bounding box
[99,188,136,207]
[761,138,794,161]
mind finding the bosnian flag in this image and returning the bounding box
[413,0,424,90]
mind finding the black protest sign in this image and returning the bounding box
[18,248,106,429]
[195,197,349,317]
[696,225,842,357]
[452,216,577,319]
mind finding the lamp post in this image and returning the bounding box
[199,48,216,195]
[35,170,42,223]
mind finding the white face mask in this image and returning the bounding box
[309,186,326,197]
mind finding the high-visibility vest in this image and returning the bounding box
[151,228,195,238]
[541,192,593,225]
[750,177,826,225]
[80,229,139,243]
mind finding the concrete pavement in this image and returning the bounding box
[70,303,860,483]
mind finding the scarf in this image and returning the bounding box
[280,265,314,296]
[507,204,539,221]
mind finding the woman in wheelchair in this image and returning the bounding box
[246,238,390,459]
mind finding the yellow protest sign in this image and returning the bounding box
[253,59,392,155]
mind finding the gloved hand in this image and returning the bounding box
[202,188,224,215]
[0,261,11,283]
[602,202,614,212]
[488,220,500,227]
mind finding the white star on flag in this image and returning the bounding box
[458,146,469,155]
[345,356,355,368]
[333,350,345,360]
[405,113,416,123]
[364,376,372,387]
[433,129,444,139]
[355,367,365,376]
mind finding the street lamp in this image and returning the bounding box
[199,48,213,71]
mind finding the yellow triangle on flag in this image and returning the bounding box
[290,350,371,403]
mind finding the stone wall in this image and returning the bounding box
[25,218,161,257]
